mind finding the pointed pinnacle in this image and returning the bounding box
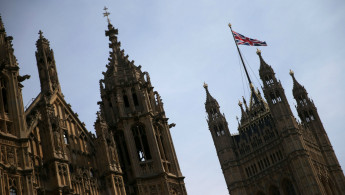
[38,30,43,39]
[0,14,4,30]
[256,48,261,55]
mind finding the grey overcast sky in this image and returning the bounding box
[1,0,345,194]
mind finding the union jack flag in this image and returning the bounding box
[232,31,267,46]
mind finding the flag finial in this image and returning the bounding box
[228,23,232,28]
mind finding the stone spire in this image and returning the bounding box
[257,48,273,75]
[290,70,307,98]
[35,31,61,94]
[0,15,5,33]
[102,9,144,88]
[204,82,218,104]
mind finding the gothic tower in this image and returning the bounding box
[290,71,345,193]
[203,83,242,191]
[98,18,186,194]
[205,49,345,194]
[0,15,28,137]
[34,31,73,193]
[0,15,34,195]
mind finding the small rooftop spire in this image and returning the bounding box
[36,30,50,46]
[0,14,4,31]
[203,82,217,103]
[103,6,111,24]
[289,69,307,97]
[203,82,208,89]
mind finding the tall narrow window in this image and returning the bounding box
[219,124,225,135]
[1,79,9,113]
[155,126,167,161]
[63,131,68,144]
[132,124,152,161]
[115,130,131,170]
[214,125,220,136]
[265,75,274,85]
[132,93,139,106]
[309,110,315,121]
[270,93,277,104]
[304,111,310,122]
[123,95,130,108]
[276,91,282,102]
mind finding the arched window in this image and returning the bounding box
[132,124,152,161]
[155,125,167,161]
[115,130,131,170]
[63,131,69,144]
[10,188,17,195]
[132,88,139,106]
[1,79,9,114]
[276,91,282,102]
[265,75,274,85]
[219,124,225,135]
[90,169,94,178]
[270,93,277,104]
[123,95,130,108]
[299,95,308,106]
[309,110,315,121]
[304,111,310,122]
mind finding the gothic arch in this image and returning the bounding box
[131,123,152,161]
[154,124,167,160]
[114,130,131,170]
[0,77,9,114]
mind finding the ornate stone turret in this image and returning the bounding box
[0,15,28,137]
[204,83,244,192]
[94,110,126,195]
[290,70,315,124]
[35,31,61,95]
[204,83,232,145]
[290,70,345,191]
[257,49,296,131]
[99,7,186,195]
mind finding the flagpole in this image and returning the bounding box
[228,23,252,85]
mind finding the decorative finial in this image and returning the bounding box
[289,69,294,76]
[228,23,232,28]
[203,82,208,89]
[103,6,111,24]
[256,48,261,55]
[238,100,242,106]
[38,30,43,39]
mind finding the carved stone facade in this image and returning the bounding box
[204,49,345,195]
[0,15,186,195]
